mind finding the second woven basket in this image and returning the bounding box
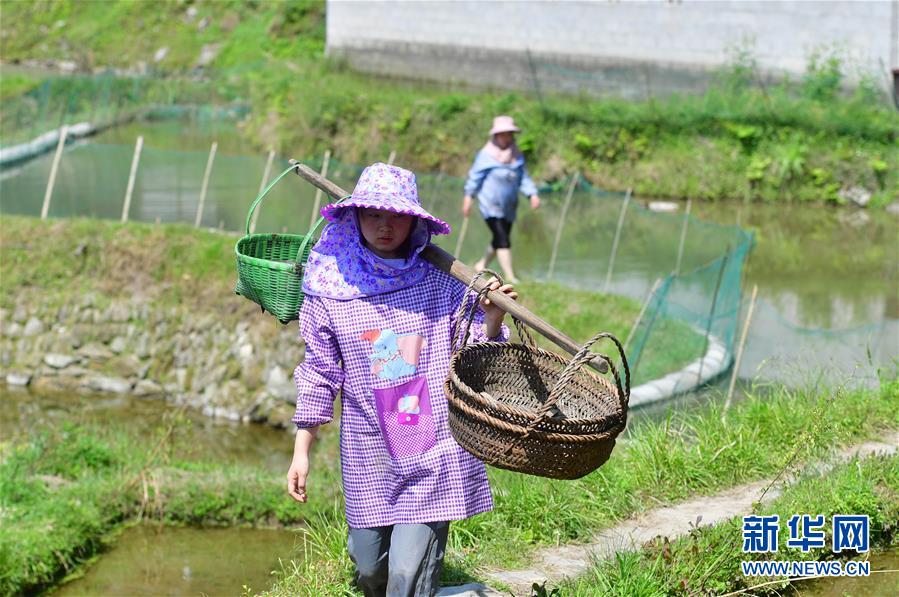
[444,274,630,480]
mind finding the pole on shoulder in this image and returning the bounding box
[290,160,610,375]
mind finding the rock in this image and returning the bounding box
[56,366,91,378]
[265,365,294,398]
[185,5,198,21]
[108,354,144,379]
[886,201,899,216]
[107,303,130,323]
[109,336,127,354]
[5,322,22,337]
[134,379,165,398]
[43,353,78,369]
[12,306,27,323]
[153,46,169,63]
[23,317,45,337]
[58,60,77,73]
[78,342,114,362]
[134,334,151,359]
[83,375,133,394]
[33,375,80,393]
[198,16,209,31]
[5,372,32,386]
[37,474,70,490]
[238,343,254,360]
[648,201,680,213]
[838,186,872,207]
[197,43,220,67]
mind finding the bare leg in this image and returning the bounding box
[495,248,519,284]
[473,245,495,272]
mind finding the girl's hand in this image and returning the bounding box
[481,281,518,338]
[287,454,310,503]
[462,195,473,218]
[530,195,540,210]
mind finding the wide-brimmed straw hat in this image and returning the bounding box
[489,115,521,135]
[320,162,451,236]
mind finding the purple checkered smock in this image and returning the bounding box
[293,265,509,529]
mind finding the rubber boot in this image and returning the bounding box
[495,248,519,284]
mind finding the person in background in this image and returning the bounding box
[462,115,540,283]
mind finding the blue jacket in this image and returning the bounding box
[463,150,538,222]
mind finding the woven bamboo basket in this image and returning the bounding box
[234,164,342,324]
[445,274,630,480]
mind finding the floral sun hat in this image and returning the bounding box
[320,162,451,236]
[303,163,450,300]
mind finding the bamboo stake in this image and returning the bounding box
[386,150,396,165]
[697,250,730,384]
[120,135,143,222]
[624,278,663,351]
[194,141,217,228]
[41,125,68,220]
[249,148,276,234]
[673,198,692,275]
[604,188,631,292]
[308,150,332,231]
[547,173,579,280]
[724,284,758,412]
[290,161,611,375]
[454,216,470,257]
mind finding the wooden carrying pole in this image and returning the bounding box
[194,141,217,228]
[41,125,69,220]
[249,149,276,234]
[291,162,610,375]
[724,284,758,412]
[121,135,143,222]
[547,173,578,280]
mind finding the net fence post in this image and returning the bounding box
[121,135,144,223]
[194,141,218,228]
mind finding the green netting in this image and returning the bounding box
[0,71,247,148]
[0,144,757,387]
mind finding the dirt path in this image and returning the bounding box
[438,430,899,597]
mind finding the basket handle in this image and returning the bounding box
[451,269,501,353]
[244,164,303,235]
[535,332,630,424]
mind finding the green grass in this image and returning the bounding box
[262,379,899,595]
[1,1,896,204]
[3,378,896,595]
[559,453,899,595]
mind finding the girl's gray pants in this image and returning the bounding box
[347,521,450,597]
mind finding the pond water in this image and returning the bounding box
[792,549,899,597]
[54,524,299,596]
[2,386,293,472]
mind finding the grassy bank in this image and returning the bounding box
[2,1,896,204]
[560,453,899,595]
[0,215,701,383]
[2,376,895,594]
[262,379,899,595]
[0,416,339,595]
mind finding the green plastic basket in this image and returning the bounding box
[234,164,339,324]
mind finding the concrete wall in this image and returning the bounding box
[326,0,898,97]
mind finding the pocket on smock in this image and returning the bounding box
[373,376,437,459]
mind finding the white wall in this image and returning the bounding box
[326,0,897,94]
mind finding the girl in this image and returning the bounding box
[462,115,541,284]
[287,162,517,597]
